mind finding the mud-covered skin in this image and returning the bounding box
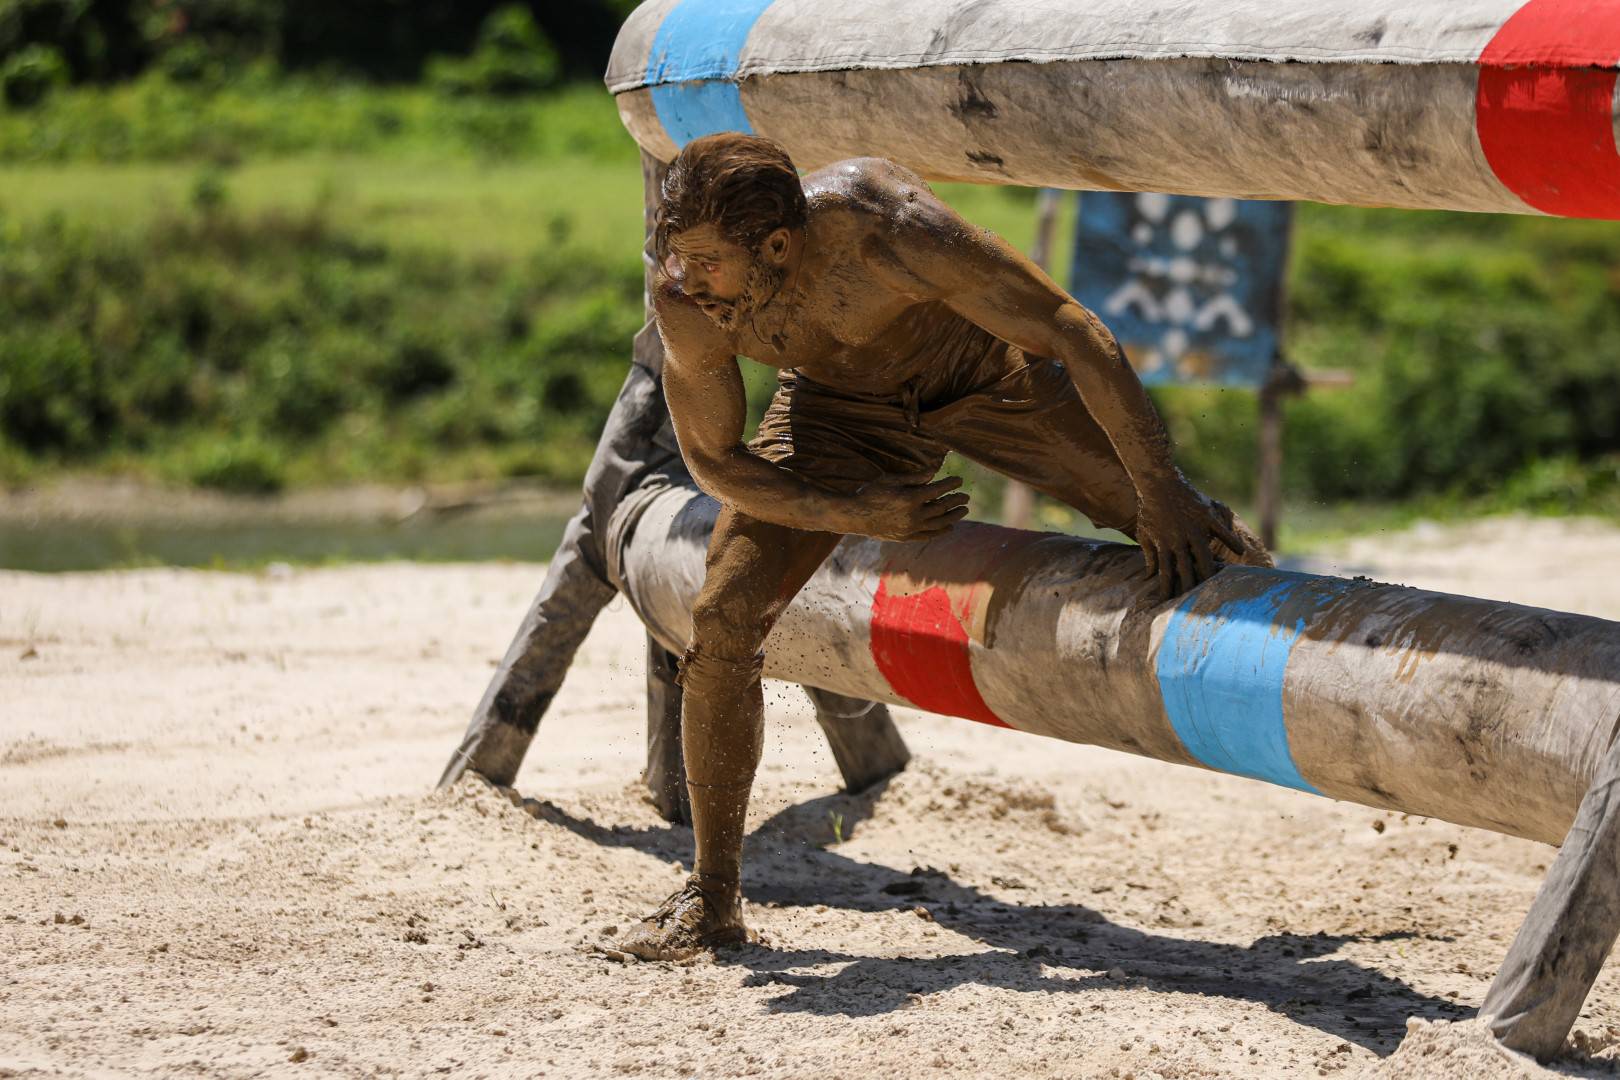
[645,153,1269,955]
[656,156,1247,593]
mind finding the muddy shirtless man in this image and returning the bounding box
[617,132,1270,961]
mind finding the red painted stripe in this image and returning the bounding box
[1476,0,1620,218]
[1478,0,1620,67]
[871,578,1009,727]
[868,526,1049,728]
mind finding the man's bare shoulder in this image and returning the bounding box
[803,158,973,293]
[804,158,954,229]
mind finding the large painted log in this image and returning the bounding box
[607,482,1620,847]
[607,0,1620,219]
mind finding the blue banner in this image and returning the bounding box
[1069,193,1293,388]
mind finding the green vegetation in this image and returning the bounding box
[0,0,634,87]
[1155,204,1620,512]
[0,173,644,492]
[0,76,632,164]
[3,62,1620,527]
[0,75,1075,495]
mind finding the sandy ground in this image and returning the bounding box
[6,515,1620,1079]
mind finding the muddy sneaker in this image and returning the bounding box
[614,874,749,961]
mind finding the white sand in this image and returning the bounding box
[5,515,1620,1078]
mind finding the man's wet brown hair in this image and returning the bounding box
[655,132,807,261]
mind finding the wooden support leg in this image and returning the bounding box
[436,504,615,790]
[1256,362,1309,553]
[804,686,912,794]
[1256,374,1284,553]
[644,635,691,824]
[1001,482,1035,531]
[1481,734,1620,1059]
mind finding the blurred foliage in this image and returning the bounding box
[425,5,559,98]
[0,0,147,82]
[1,41,67,104]
[0,191,644,492]
[0,75,631,161]
[1156,204,1620,510]
[0,0,634,84]
[4,67,1620,522]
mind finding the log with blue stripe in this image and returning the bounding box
[609,0,1620,220]
[613,484,1620,848]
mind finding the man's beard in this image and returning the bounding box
[701,257,785,332]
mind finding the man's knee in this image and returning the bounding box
[689,588,772,660]
[675,639,765,692]
[675,638,767,785]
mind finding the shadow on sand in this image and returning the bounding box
[484,775,1504,1059]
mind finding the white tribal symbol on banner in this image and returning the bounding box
[1072,191,1292,387]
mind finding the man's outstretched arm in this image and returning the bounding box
[871,172,1242,596]
[656,291,966,540]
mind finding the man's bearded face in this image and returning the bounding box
[665,224,785,330]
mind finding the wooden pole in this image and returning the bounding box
[1000,467,1037,531]
[1001,188,1062,531]
[804,687,912,793]
[1027,188,1062,295]
[644,637,691,823]
[1255,361,1310,553]
[435,509,616,789]
[1481,733,1620,1059]
[1256,368,1284,553]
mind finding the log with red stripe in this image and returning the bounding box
[608,0,1620,218]
[611,483,1620,848]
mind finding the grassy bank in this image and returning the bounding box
[0,78,633,164]
[4,76,1620,523]
[0,194,644,491]
[0,79,1076,496]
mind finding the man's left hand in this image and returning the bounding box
[1134,484,1246,602]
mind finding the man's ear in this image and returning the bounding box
[762,227,793,266]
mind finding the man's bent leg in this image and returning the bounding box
[617,506,842,960]
[928,354,1272,568]
[677,647,764,890]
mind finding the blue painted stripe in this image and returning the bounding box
[645,0,776,146]
[1155,573,1342,794]
[651,78,754,146]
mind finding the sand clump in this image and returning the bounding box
[1355,1019,1550,1079]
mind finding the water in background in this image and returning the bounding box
[0,486,575,572]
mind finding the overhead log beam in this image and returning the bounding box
[609,0,1620,220]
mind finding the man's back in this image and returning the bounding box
[656,156,1009,395]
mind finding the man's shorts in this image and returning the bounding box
[746,340,1140,535]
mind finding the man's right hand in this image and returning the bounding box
[840,476,970,541]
